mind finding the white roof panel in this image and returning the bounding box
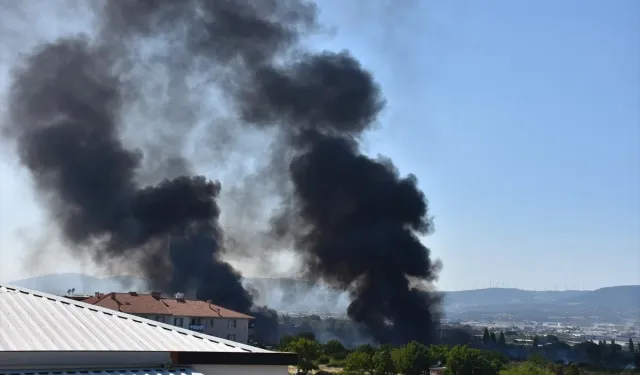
[0,284,270,353]
[1,367,201,375]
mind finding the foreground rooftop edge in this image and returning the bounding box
[0,284,296,368]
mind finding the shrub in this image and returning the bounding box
[328,358,347,368]
[332,351,349,360]
[392,341,430,375]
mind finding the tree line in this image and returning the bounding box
[279,331,508,375]
[278,331,640,375]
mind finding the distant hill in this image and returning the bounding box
[442,286,640,312]
[560,285,640,309]
[442,288,588,307]
[8,273,639,313]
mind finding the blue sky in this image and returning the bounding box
[311,0,640,290]
[1,1,639,291]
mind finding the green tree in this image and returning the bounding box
[500,362,554,375]
[323,339,346,357]
[628,338,635,353]
[427,344,450,366]
[446,345,497,375]
[484,350,509,366]
[528,353,547,367]
[355,343,376,354]
[490,331,497,343]
[345,351,374,374]
[391,341,430,375]
[580,341,601,363]
[546,362,563,375]
[483,327,491,344]
[371,348,395,375]
[278,334,296,349]
[491,359,505,373]
[564,363,582,375]
[498,332,507,346]
[283,337,321,374]
[278,332,316,350]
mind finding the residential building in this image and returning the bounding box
[0,284,296,375]
[81,291,254,344]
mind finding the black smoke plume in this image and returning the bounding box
[243,56,442,344]
[3,33,280,343]
[3,0,441,345]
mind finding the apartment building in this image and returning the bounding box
[82,291,254,344]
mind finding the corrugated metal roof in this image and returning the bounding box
[1,367,200,375]
[0,284,270,353]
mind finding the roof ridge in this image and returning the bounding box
[89,293,107,304]
[0,284,264,352]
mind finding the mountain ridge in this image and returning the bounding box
[7,273,640,313]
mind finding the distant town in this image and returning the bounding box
[9,273,640,349]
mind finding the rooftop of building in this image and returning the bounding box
[80,291,254,319]
[0,284,261,352]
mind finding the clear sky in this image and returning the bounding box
[1,1,639,291]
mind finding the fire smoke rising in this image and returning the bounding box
[2,0,441,345]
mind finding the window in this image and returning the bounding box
[228,319,237,328]
[154,316,165,323]
[226,334,236,341]
[174,317,184,326]
[191,318,202,325]
[210,319,215,327]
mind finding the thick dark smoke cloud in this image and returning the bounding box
[4,16,280,343]
[3,0,441,345]
[238,48,442,343]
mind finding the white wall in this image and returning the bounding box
[0,353,290,375]
[0,352,170,369]
[138,315,250,344]
[0,353,289,375]
[193,364,288,375]
[205,318,249,344]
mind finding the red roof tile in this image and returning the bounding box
[90,292,172,315]
[81,296,101,304]
[84,292,253,319]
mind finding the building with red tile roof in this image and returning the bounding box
[1,284,296,375]
[82,291,254,344]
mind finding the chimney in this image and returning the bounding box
[151,292,161,300]
[206,300,212,304]
[110,292,116,300]
[94,292,101,297]
[128,291,138,296]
